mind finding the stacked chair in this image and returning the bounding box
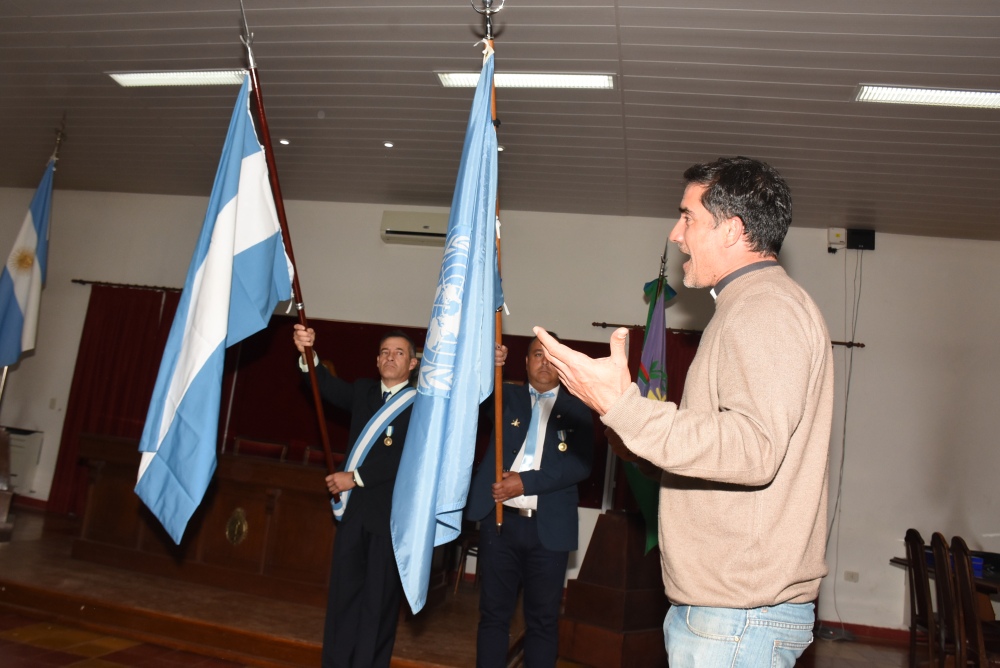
[906,527,1000,667]
[905,529,937,667]
[951,535,1000,666]
[931,532,961,666]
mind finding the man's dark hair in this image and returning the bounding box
[529,331,559,349]
[379,329,416,358]
[683,156,792,256]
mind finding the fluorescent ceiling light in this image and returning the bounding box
[108,70,246,87]
[437,72,614,90]
[856,85,1000,109]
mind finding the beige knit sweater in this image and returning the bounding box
[603,265,833,608]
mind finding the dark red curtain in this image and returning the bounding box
[47,285,179,515]
[45,293,700,516]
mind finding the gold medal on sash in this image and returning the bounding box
[384,426,394,446]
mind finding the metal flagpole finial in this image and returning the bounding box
[51,113,67,167]
[659,234,669,279]
[238,0,257,70]
[471,0,504,41]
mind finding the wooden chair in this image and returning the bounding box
[232,438,287,461]
[453,522,480,595]
[302,446,328,467]
[952,535,1000,666]
[932,532,961,667]
[906,529,937,666]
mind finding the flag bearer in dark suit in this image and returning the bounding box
[465,335,596,668]
[293,324,419,668]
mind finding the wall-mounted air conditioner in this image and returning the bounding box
[380,211,449,247]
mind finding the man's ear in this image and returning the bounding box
[723,216,745,248]
[408,357,419,372]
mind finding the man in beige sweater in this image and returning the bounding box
[535,157,833,667]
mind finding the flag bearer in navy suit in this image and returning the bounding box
[465,335,595,668]
[295,325,509,668]
[293,324,419,668]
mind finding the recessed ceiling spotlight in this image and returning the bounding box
[107,70,246,87]
[856,84,1000,109]
[279,139,290,146]
[437,72,614,90]
[383,141,394,148]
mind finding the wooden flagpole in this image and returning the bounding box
[239,7,337,475]
[493,131,504,531]
[473,0,507,533]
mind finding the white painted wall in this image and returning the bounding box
[1,185,997,631]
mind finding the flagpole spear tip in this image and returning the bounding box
[51,113,67,166]
[471,0,504,41]
[659,235,670,278]
[238,0,257,70]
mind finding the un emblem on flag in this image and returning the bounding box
[419,233,470,396]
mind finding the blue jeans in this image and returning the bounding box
[663,602,815,668]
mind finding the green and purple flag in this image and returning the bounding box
[627,276,676,552]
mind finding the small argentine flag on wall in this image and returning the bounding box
[0,158,55,368]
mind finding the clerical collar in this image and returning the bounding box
[710,260,779,301]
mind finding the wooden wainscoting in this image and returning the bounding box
[72,433,333,607]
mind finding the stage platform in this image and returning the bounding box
[0,509,520,668]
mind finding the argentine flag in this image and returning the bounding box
[136,76,293,544]
[391,47,502,613]
[0,159,55,368]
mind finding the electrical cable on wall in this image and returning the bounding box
[821,247,865,641]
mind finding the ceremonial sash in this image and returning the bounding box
[331,386,416,520]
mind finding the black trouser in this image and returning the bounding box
[475,511,569,668]
[323,518,403,668]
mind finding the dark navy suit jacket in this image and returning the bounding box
[309,365,412,537]
[465,382,595,552]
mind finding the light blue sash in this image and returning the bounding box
[331,386,416,520]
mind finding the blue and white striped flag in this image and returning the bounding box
[0,159,55,368]
[136,76,293,544]
[391,47,502,613]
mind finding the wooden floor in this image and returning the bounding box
[0,508,909,667]
[0,608,247,667]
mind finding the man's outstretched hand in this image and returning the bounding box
[532,326,632,416]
